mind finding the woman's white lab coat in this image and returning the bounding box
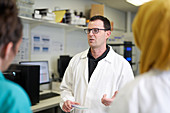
[109,69,170,113]
[60,47,134,113]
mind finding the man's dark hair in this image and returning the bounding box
[90,15,111,30]
[0,0,23,57]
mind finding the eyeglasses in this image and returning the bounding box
[84,28,110,34]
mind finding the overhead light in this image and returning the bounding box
[126,0,152,6]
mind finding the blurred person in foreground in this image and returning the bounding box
[60,15,134,113]
[109,0,170,113]
[0,0,32,112]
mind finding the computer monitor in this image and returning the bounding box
[19,61,50,84]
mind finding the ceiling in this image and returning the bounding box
[93,0,139,12]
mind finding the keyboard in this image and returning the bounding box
[39,92,60,100]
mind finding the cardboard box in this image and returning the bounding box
[90,4,104,18]
[111,21,114,31]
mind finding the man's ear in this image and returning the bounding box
[3,42,13,60]
[106,31,111,39]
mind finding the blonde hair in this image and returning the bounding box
[132,0,170,73]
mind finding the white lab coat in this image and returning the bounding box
[109,69,170,113]
[60,47,134,113]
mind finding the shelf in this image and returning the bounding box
[19,16,87,31]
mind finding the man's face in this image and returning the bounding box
[87,20,110,49]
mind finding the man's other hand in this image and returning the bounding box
[101,91,118,106]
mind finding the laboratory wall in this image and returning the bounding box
[15,0,138,77]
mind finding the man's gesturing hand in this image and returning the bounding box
[101,91,118,106]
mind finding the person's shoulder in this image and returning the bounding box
[0,79,31,102]
[118,71,156,95]
[134,70,170,90]
[117,70,170,102]
[1,79,26,94]
[0,79,31,113]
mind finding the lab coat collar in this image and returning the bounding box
[104,46,115,64]
[80,49,89,59]
[80,46,115,64]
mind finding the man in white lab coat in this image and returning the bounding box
[60,15,134,113]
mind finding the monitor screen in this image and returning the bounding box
[19,61,50,84]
